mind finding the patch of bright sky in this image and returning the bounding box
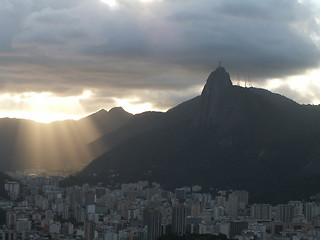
[99,0,118,9]
[258,69,320,105]
[99,0,160,9]
[0,111,84,124]
[113,97,166,114]
[258,0,320,105]
[286,69,320,104]
[0,91,92,123]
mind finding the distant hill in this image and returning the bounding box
[89,111,165,157]
[67,67,320,204]
[0,107,132,172]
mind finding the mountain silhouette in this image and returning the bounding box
[65,67,320,204]
[0,107,132,172]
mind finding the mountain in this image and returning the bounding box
[0,107,132,172]
[89,111,165,157]
[66,66,320,204]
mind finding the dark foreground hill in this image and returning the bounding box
[0,107,132,172]
[65,67,320,204]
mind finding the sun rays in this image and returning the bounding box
[0,91,92,123]
[13,109,102,172]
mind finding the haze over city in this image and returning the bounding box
[1,0,320,122]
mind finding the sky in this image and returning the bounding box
[1,0,320,123]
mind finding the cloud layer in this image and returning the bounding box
[0,0,320,118]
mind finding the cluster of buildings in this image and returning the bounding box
[1,172,320,240]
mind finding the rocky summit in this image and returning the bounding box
[201,66,233,99]
[197,66,233,126]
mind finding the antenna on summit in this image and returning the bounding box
[237,73,240,86]
[218,61,222,67]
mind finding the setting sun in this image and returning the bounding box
[0,111,84,123]
[99,0,158,8]
[99,0,118,8]
[0,91,92,123]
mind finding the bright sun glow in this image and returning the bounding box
[99,0,158,8]
[100,0,118,8]
[0,111,84,124]
[0,91,92,123]
[0,91,166,123]
[259,68,320,105]
[285,69,320,104]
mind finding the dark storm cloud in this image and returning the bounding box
[0,0,319,112]
[159,0,320,79]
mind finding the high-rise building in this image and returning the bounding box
[303,203,320,222]
[278,204,294,223]
[175,189,187,203]
[172,204,186,235]
[233,190,249,210]
[0,228,16,240]
[62,203,69,220]
[214,206,225,220]
[251,204,272,221]
[6,212,17,230]
[146,208,162,240]
[4,181,20,201]
[230,221,248,239]
[86,189,96,205]
[62,222,74,235]
[4,181,20,194]
[45,210,53,220]
[289,201,303,218]
[190,203,201,216]
[215,195,226,207]
[227,193,239,217]
[16,219,31,233]
[84,221,96,240]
